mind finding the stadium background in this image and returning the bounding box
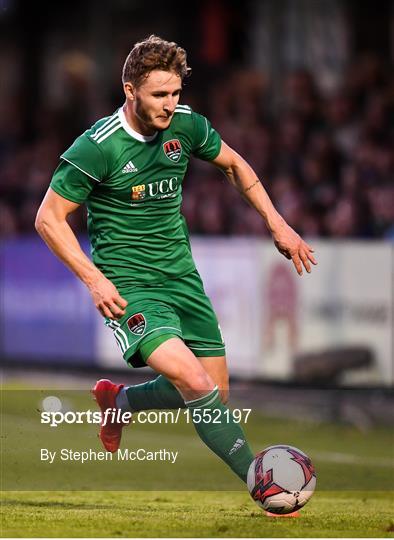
[1,1,394,536]
[1,0,392,389]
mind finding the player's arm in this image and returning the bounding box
[35,188,127,319]
[211,141,317,275]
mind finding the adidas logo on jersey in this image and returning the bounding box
[229,438,245,455]
[122,160,138,173]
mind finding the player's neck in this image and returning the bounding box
[122,103,157,137]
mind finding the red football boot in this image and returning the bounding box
[91,379,129,453]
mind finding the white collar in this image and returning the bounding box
[118,108,158,143]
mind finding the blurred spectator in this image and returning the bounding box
[325,89,360,158]
[281,69,323,133]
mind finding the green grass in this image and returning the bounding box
[1,384,394,536]
[2,490,394,537]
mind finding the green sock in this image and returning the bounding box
[122,375,185,412]
[185,386,254,483]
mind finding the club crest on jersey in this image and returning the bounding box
[131,184,146,200]
[127,313,146,335]
[163,139,182,163]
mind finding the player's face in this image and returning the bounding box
[129,70,182,133]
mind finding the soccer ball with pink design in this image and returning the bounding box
[247,445,316,514]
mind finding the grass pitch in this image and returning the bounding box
[2,490,394,537]
[1,381,393,537]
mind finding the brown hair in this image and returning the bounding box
[122,35,191,87]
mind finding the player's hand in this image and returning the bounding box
[272,223,317,276]
[88,275,128,319]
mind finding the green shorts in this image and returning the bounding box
[105,270,226,368]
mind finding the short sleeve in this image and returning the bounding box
[60,133,107,182]
[50,160,96,204]
[191,112,222,161]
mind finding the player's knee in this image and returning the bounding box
[175,369,214,399]
[187,371,214,395]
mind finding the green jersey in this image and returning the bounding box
[50,105,221,289]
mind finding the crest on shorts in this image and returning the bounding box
[127,313,146,335]
[163,139,182,162]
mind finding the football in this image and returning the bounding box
[247,445,316,514]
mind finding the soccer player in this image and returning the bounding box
[35,35,316,484]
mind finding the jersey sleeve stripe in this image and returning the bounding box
[96,123,122,144]
[174,109,191,115]
[90,114,117,138]
[175,104,191,110]
[197,117,209,148]
[91,117,121,140]
[61,157,101,182]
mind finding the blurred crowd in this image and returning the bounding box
[1,53,393,239]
